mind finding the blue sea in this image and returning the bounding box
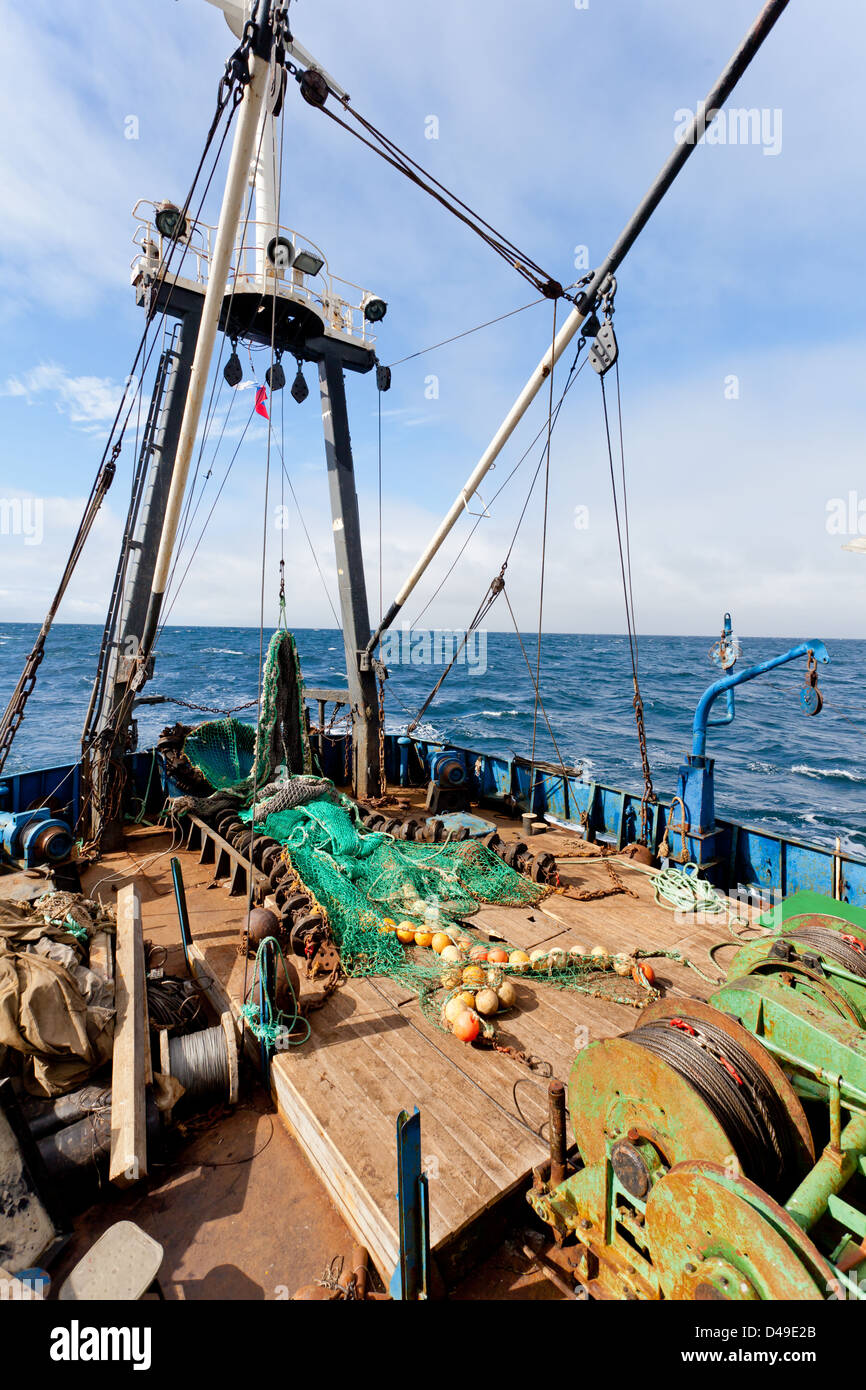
[2,624,864,856]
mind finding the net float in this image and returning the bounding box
[475,988,499,1016]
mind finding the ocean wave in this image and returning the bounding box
[202,648,244,656]
[478,708,521,718]
[791,763,864,783]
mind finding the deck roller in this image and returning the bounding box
[528,905,866,1301]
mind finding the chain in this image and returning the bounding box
[555,859,639,902]
[634,684,656,841]
[159,696,258,716]
[376,669,387,796]
[657,795,689,863]
[278,558,287,630]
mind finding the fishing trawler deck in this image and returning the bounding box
[80,795,750,1289]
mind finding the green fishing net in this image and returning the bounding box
[241,794,652,1021]
[184,718,256,790]
[182,630,312,793]
[243,793,544,974]
[180,629,653,1033]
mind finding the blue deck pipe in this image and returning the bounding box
[692,640,830,758]
[397,736,411,787]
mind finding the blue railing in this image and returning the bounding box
[3,735,864,908]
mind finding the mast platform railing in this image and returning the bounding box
[131,201,377,348]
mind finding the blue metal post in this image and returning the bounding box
[676,638,830,874]
[397,736,411,787]
[692,640,829,758]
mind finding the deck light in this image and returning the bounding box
[363,296,388,324]
[266,235,294,271]
[292,250,325,277]
[154,200,187,241]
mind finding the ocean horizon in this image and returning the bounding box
[2,622,864,857]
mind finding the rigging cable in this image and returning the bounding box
[405,339,589,735]
[530,299,559,769]
[378,384,383,624]
[243,54,287,1056]
[408,347,590,631]
[599,367,656,833]
[45,49,251,776]
[270,436,341,628]
[312,94,563,300]
[387,297,547,368]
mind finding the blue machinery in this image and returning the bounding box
[676,615,831,877]
[0,806,73,869]
[389,1107,431,1300]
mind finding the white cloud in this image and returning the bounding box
[1,363,122,428]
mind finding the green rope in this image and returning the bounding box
[240,935,310,1048]
[131,747,159,824]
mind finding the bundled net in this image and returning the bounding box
[173,630,314,814]
[184,718,256,791]
[171,629,656,1044]
[244,794,544,974]
[242,794,655,1025]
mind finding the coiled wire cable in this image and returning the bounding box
[631,1015,798,1195]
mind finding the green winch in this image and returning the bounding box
[528,894,866,1300]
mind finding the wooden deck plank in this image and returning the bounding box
[109,884,147,1188]
[109,816,749,1286]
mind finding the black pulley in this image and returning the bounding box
[224,351,243,387]
[266,361,286,391]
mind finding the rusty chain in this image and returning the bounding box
[376,669,387,795]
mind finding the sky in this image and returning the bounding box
[0,0,864,639]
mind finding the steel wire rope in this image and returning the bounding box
[630,1015,799,1193]
[409,346,591,632]
[157,104,272,632]
[76,81,247,779]
[269,435,341,627]
[599,371,655,821]
[530,299,559,770]
[242,53,288,1059]
[13,55,246,775]
[403,346,589,733]
[315,99,562,299]
[386,297,547,367]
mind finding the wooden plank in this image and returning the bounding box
[109,884,148,1188]
[270,1061,399,1279]
[472,906,558,950]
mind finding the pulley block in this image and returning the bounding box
[588,319,618,376]
[800,651,823,715]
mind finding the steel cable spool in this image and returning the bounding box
[630,1015,799,1195]
[781,925,866,979]
[160,1012,238,1114]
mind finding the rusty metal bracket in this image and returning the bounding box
[182,814,269,899]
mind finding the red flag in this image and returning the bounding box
[255,385,269,419]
